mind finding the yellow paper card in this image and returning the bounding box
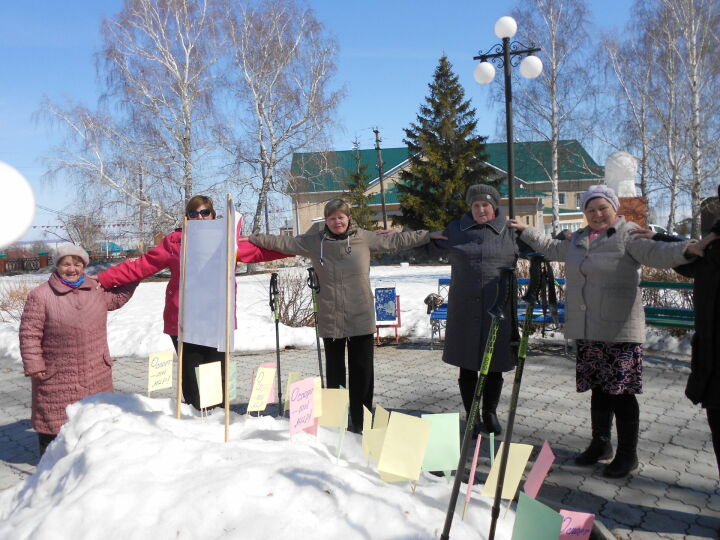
[147,350,174,394]
[319,388,349,428]
[284,371,301,410]
[365,427,386,466]
[247,366,276,412]
[374,405,390,429]
[377,412,432,483]
[481,443,534,499]
[198,361,223,409]
[361,406,373,459]
[312,377,323,418]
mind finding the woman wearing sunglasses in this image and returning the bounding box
[97,195,287,410]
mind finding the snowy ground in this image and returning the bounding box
[0,393,513,540]
[0,263,691,368]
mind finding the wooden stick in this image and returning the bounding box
[224,194,234,443]
[176,216,189,419]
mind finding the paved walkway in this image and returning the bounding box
[1,343,718,539]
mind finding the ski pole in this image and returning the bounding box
[440,265,515,540]
[487,254,544,540]
[544,261,560,326]
[269,273,283,416]
[307,267,326,388]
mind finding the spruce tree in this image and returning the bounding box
[344,143,375,230]
[396,55,496,230]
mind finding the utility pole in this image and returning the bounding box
[373,128,388,230]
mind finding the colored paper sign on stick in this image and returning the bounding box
[421,413,460,473]
[559,510,594,540]
[147,350,174,394]
[319,388,349,428]
[197,361,223,409]
[247,366,276,412]
[284,371,301,411]
[523,440,556,499]
[377,412,432,483]
[289,378,316,435]
[374,405,390,429]
[312,377,323,418]
[365,427,386,466]
[361,406,373,460]
[465,434,483,503]
[250,362,277,403]
[481,442,533,499]
[511,492,563,540]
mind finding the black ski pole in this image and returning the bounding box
[544,261,560,326]
[487,254,544,540]
[440,266,515,540]
[269,273,283,416]
[306,267,326,388]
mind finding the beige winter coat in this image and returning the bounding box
[520,217,693,343]
[250,226,430,338]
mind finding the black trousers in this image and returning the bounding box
[323,334,374,430]
[171,336,226,410]
[708,407,720,475]
[38,432,56,456]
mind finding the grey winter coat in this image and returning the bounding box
[250,225,430,339]
[520,217,693,343]
[436,212,525,372]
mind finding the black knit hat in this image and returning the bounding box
[465,184,501,210]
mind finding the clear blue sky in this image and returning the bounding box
[0,0,631,240]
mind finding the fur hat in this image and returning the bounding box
[465,184,501,210]
[579,184,620,212]
[53,244,89,267]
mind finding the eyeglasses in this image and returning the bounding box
[187,209,212,218]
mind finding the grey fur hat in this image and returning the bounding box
[53,244,89,266]
[466,184,501,210]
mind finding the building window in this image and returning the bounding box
[575,193,582,209]
[558,193,566,205]
[525,216,530,225]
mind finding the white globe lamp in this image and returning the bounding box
[519,55,543,79]
[473,62,496,85]
[494,16,517,39]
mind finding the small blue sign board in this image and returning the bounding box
[375,287,397,323]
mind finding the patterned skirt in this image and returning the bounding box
[575,340,643,395]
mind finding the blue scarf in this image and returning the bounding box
[58,274,85,288]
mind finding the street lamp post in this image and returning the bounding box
[439,16,543,540]
[473,16,543,219]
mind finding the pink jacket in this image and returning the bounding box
[97,229,288,335]
[19,273,138,435]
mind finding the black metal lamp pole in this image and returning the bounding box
[473,37,541,220]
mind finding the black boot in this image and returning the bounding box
[481,373,503,435]
[458,374,481,438]
[603,420,639,478]
[575,392,613,466]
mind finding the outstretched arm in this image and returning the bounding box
[97,236,174,289]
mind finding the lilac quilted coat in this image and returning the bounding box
[19,273,137,434]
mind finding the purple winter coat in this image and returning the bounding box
[19,273,137,435]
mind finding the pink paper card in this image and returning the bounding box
[464,435,482,503]
[289,378,315,435]
[559,509,594,540]
[523,440,555,499]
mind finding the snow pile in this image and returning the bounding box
[0,393,512,540]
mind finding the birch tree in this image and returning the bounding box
[42,0,222,242]
[505,0,595,234]
[222,0,342,234]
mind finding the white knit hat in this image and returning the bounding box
[579,185,620,211]
[53,244,89,266]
